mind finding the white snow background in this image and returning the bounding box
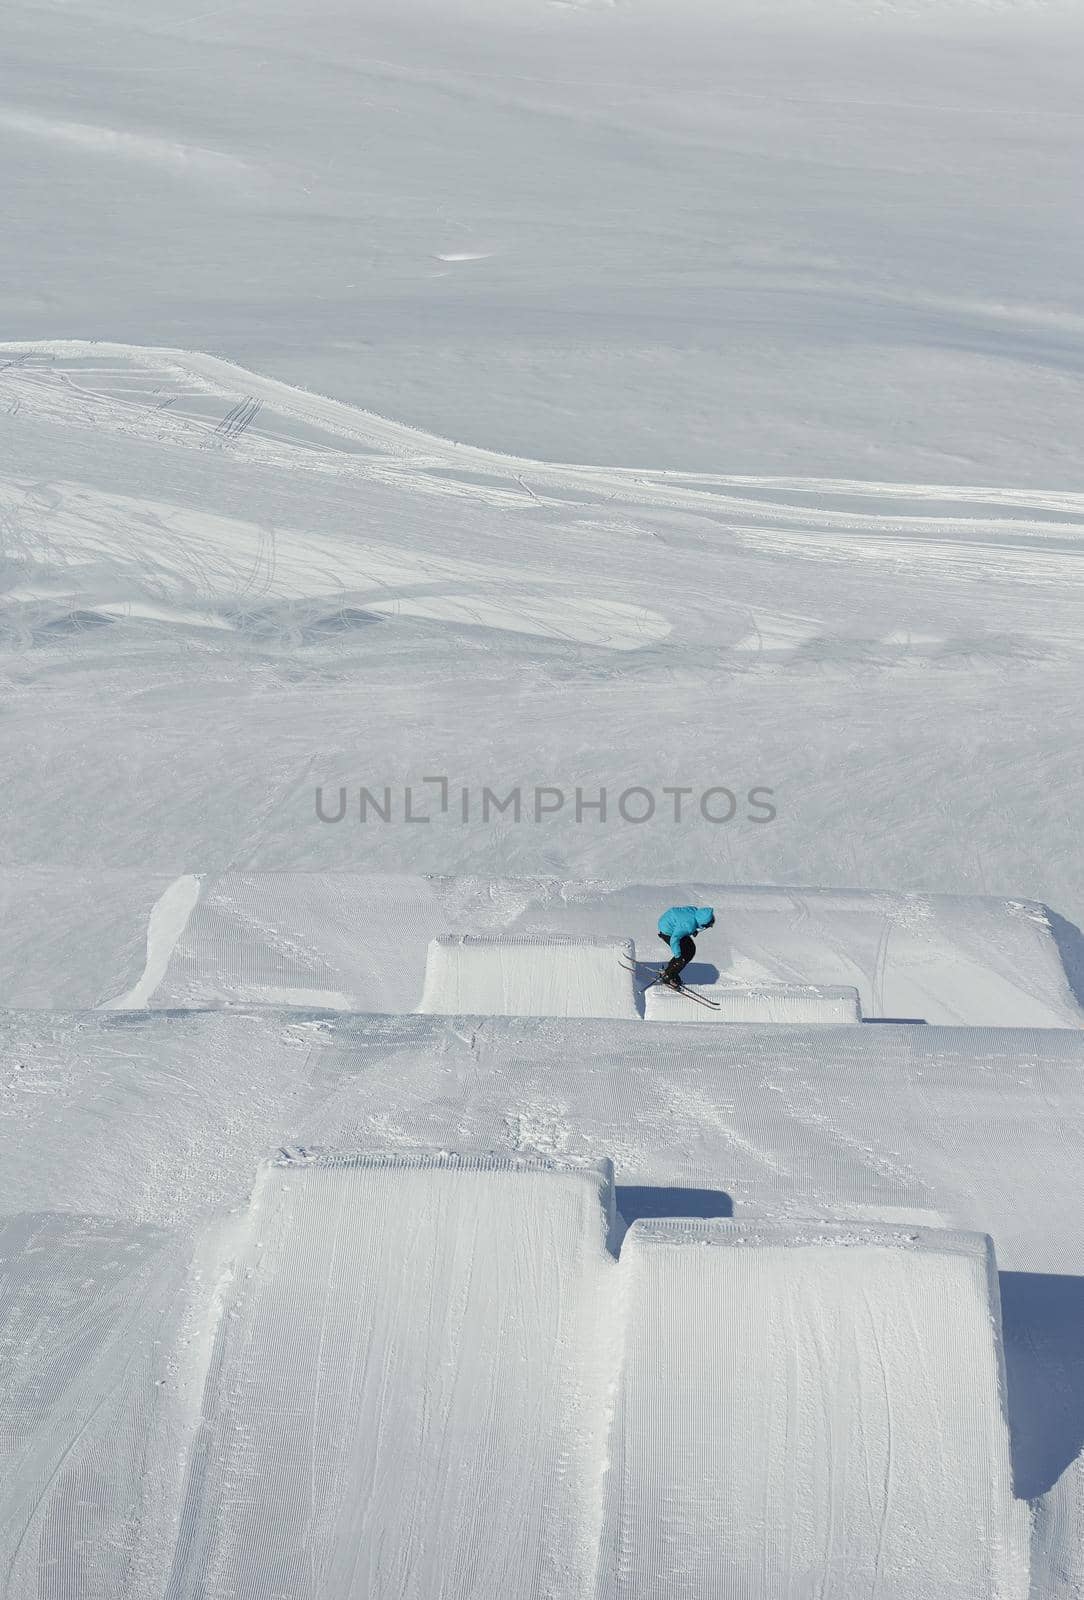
[2,0,1084,1593]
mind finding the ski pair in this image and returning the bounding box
[619,955,720,1009]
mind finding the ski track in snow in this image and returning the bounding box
[3,342,1084,662]
[0,112,253,184]
[5,342,1084,533]
[3,346,1084,1592]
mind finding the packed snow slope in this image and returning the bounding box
[0,1008,1079,1596]
[3,345,1084,932]
[3,869,1080,1027]
[643,977,863,1021]
[3,0,1083,484]
[4,0,1084,1594]
[3,0,1084,925]
[169,1164,1026,1600]
[601,1221,1025,1600]
[417,934,641,1017]
[166,1154,620,1600]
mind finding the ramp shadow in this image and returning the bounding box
[1045,906,1084,1013]
[1000,1270,1084,1499]
[616,1186,733,1226]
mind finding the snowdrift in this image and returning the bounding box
[645,980,862,1023]
[166,1152,617,1600]
[417,933,639,1018]
[599,1219,1028,1600]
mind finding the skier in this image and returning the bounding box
[657,905,715,988]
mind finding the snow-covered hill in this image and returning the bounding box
[4,0,1084,1592]
[4,343,1084,927]
[4,0,1083,479]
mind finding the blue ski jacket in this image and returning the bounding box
[658,905,715,956]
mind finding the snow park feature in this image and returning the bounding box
[4,872,1078,1027]
[644,979,863,1023]
[4,0,1084,1591]
[417,933,640,1019]
[165,1153,620,1600]
[598,1220,1028,1599]
[4,1006,1084,1594]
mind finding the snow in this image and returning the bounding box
[418,933,639,1017]
[166,1153,618,1600]
[645,980,863,1022]
[5,339,1084,920]
[0,1213,195,1600]
[4,0,1084,1589]
[600,1221,1028,1599]
[3,873,1078,1024]
[6,1008,1076,1594]
[103,874,202,1010]
[3,1,1083,482]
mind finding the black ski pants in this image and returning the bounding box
[658,931,696,979]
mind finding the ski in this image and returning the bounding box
[619,956,720,1008]
[659,981,720,1009]
[618,954,663,991]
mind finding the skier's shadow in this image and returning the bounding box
[681,961,721,986]
[635,960,721,1016]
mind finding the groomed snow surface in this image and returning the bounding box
[417,934,639,1019]
[166,1158,1026,1600]
[167,1155,619,1600]
[6,872,1080,1027]
[418,934,864,1020]
[4,0,1084,1589]
[644,980,863,1023]
[603,1221,1026,1599]
[3,1005,1081,1598]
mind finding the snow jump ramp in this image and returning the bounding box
[645,980,863,1023]
[418,933,639,1018]
[167,1151,618,1600]
[598,1218,1028,1600]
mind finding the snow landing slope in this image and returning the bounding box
[600,1221,1026,1600]
[0,1009,1080,1595]
[167,1154,619,1600]
[164,1159,1026,1600]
